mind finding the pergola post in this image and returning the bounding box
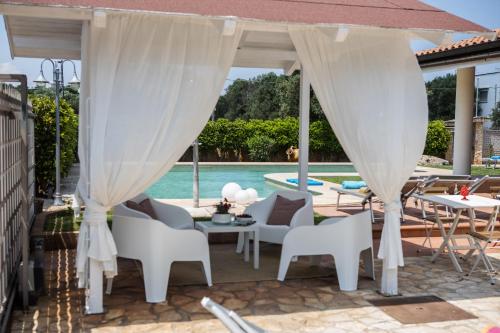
[453,67,475,175]
[87,258,104,314]
[298,68,310,192]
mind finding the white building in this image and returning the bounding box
[476,70,500,126]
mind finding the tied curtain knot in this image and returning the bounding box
[378,198,404,269]
[76,199,116,288]
[384,200,402,214]
[83,199,109,226]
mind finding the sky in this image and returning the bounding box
[1,0,499,88]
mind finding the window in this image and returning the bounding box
[478,88,489,103]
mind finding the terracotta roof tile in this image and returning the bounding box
[0,0,490,32]
[416,29,500,56]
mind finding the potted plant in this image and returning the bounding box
[212,198,232,224]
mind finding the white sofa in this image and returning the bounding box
[111,194,211,303]
[236,190,314,253]
[277,211,375,291]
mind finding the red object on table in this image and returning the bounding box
[460,185,470,200]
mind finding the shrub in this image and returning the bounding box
[32,96,78,196]
[246,135,276,162]
[424,120,451,158]
[309,120,344,156]
[198,117,347,162]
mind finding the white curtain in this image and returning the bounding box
[289,27,428,295]
[76,13,241,290]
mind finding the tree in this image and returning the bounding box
[426,74,456,120]
[491,102,500,129]
[213,94,228,119]
[247,73,283,119]
[29,85,80,114]
[276,73,299,118]
[223,79,254,120]
[32,96,78,196]
[219,71,326,120]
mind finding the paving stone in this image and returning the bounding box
[276,296,304,305]
[9,248,500,332]
[158,310,183,322]
[318,292,335,303]
[182,301,207,314]
[297,289,317,298]
[235,290,255,301]
[222,298,248,310]
[104,308,125,321]
[169,295,194,306]
[260,280,281,288]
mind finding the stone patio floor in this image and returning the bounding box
[15,192,500,332]
[9,243,500,333]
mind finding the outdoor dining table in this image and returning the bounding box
[413,194,500,273]
[195,221,260,269]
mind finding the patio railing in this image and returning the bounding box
[0,83,35,331]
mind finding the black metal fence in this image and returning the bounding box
[0,83,35,330]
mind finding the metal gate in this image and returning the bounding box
[0,82,35,331]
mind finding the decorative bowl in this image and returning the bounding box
[236,215,253,223]
[212,213,232,224]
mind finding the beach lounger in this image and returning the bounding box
[331,185,377,223]
[469,176,500,198]
[332,177,421,224]
[412,176,476,219]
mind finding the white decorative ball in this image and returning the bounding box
[235,190,250,205]
[221,182,242,202]
[245,188,258,203]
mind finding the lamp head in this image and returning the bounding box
[33,71,49,87]
[68,72,80,88]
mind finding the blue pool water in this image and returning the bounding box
[146,164,355,199]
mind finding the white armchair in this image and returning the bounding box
[111,194,211,303]
[277,211,375,291]
[236,190,314,253]
[123,193,194,230]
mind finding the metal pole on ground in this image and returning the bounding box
[193,139,200,208]
[34,59,80,206]
[298,66,310,192]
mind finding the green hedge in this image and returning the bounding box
[424,120,451,158]
[197,117,451,162]
[32,96,78,195]
[198,117,343,161]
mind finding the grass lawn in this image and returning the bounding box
[423,164,500,177]
[44,209,113,232]
[315,175,362,184]
[45,209,329,232]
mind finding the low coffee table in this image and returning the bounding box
[195,221,260,269]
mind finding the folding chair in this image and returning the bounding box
[467,206,500,285]
[412,177,475,251]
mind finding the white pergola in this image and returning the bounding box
[0,0,492,315]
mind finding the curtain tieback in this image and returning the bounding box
[83,200,109,226]
[384,200,401,213]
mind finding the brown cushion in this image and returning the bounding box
[267,195,305,226]
[125,198,158,220]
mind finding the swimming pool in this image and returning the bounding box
[146,164,356,199]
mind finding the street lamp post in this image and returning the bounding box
[34,59,80,206]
